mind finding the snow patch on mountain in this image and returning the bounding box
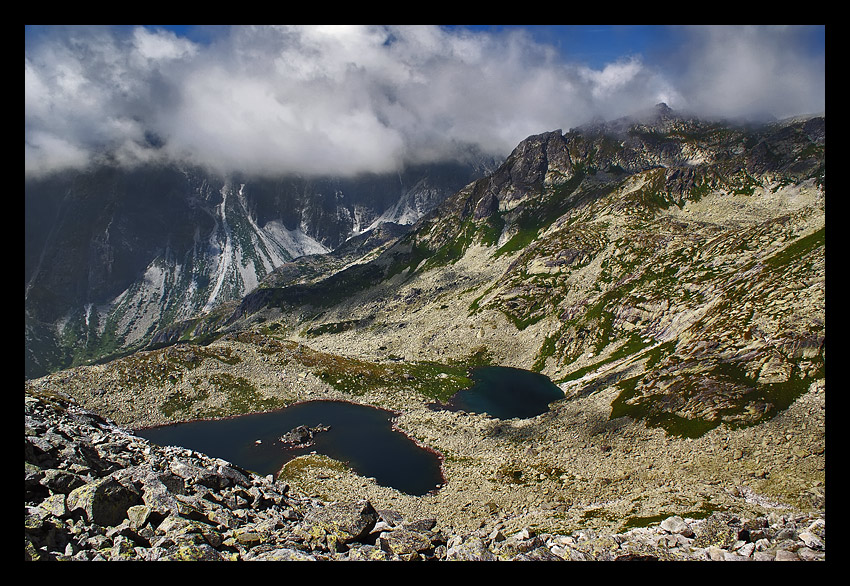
[261,220,329,259]
[204,185,235,313]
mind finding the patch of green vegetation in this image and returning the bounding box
[581,508,618,522]
[303,320,360,337]
[643,341,676,370]
[422,220,478,270]
[108,345,242,391]
[764,227,824,269]
[493,171,587,259]
[386,240,434,279]
[478,213,505,247]
[257,321,288,338]
[609,352,823,438]
[307,263,387,307]
[160,386,211,418]
[447,345,495,368]
[688,178,715,201]
[54,305,138,373]
[621,512,671,530]
[797,142,824,160]
[168,345,241,370]
[468,291,487,314]
[278,453,352,487]
[502,301,548,331]
[401,362,475,403]
[728,170,761,196]
[576,286,634,355]
[725,355,824,430]
[309,355,394,397]
[531,333,558,372]
[609,370,724,439]
[556,337,669,385]
[205,373,281,416]
[493,225,540,258]
[292,344,477,403]
[621,503,724,531]
[258,262,387,312]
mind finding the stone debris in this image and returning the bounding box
[25,389,823,561]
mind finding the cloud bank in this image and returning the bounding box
[25,25,825,178]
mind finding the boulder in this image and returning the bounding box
[380,529,433,555]
[66,478,142,526]
[249,548,317,561]
[660,515,695,537]
[446,536,497,561]
[303,500,378,545]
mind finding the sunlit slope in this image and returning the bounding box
[210,108,824,437]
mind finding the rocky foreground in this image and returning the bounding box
[25,388,825,561]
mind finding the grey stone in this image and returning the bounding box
[127,504,152,530]
[798,531,823,550]
[249,548,317,561]
[37,494,68,519]
[67,478,142,527]
[775,549,800,561]
[40,468,87,494]
[303,500,378,544]
[446,536,497,561]
[380,529,433,555]
[22,388,828,563]
[660,515,695,537]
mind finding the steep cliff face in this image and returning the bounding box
[25,158,494,379]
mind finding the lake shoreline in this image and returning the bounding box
[27,335,825,537]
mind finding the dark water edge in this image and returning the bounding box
[137,400,445,496]
[437,366,564,420]
[136,367,563,495]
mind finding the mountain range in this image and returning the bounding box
[25,153,498,379]
[27,104,826,436]
[25,104,826,538]
[128,104,825,435]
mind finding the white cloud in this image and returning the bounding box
[130,26,198,63]
[24,25,825,179]
[661,25,825,121]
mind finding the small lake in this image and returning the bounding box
[439,366,564,420]
[137,400,444,496]
[136,367,563,496]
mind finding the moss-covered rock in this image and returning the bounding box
[66,478,142,527]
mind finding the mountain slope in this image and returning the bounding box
[188,106,825,437]
[25,158,495,378]
[28,107,825,537]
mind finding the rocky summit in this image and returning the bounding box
[25,106,826,561]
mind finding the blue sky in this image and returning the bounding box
[146,24,824,71]
[25,25,825,178]
[461,25,676,69]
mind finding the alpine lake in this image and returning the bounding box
[137,366,564,496]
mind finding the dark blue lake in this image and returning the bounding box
[137,400,444,496]
[136,367,562,495]
[440,366,564,420]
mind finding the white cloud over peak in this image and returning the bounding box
[24,25,825,179]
